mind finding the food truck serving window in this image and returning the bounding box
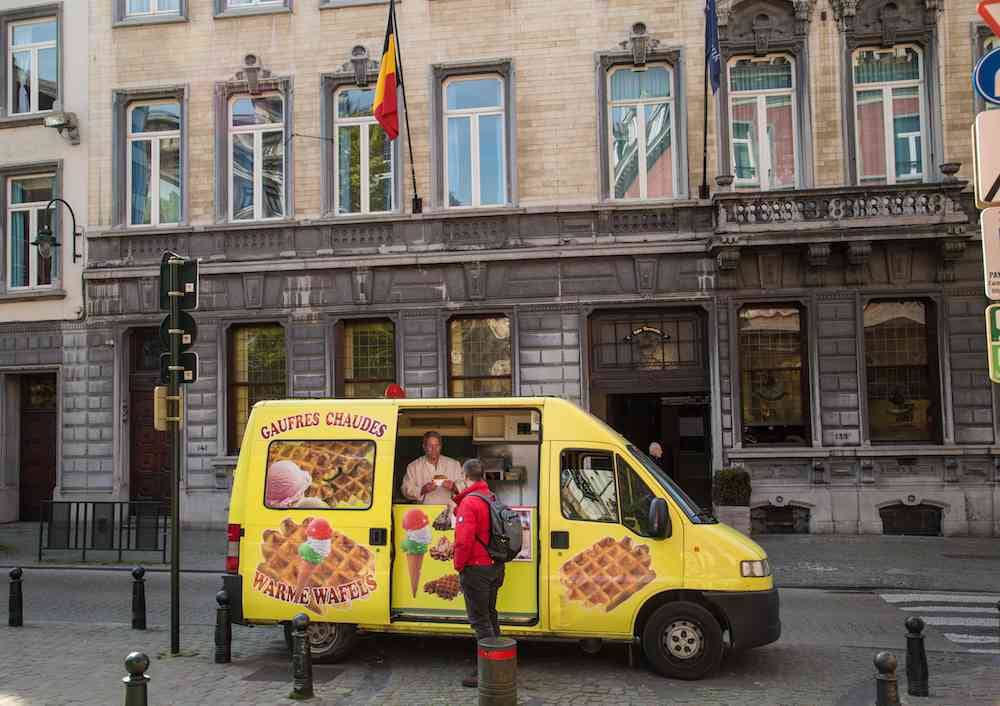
[264,440,376,510]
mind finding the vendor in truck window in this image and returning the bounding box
[401,431,467,504]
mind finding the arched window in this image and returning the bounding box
[607,64,676,200]
[727,55,797,191]
[852,45,926,184]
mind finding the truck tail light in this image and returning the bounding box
[226,523,241,573]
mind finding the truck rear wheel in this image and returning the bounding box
[283,621,357,663]
[641,601,723,680]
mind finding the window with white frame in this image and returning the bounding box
[6,175,55,289]
[607,64,676,200]
[334,87,394,215]
[444,76,506,208]
[226,0,282,7]
[126,0,180,17]
[728,55,797,191]
[8,17,57,116]
[229,94,285,221]
[853,45,926,185]
[128,101,181,227]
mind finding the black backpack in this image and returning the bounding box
[469,492,523,563]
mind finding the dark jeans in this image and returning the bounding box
[459,563,505,641]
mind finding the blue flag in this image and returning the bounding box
[705,0,721,94]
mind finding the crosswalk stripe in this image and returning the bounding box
[880,593,1000,604]
[968,648,1000,654]
[942,633,1000,644]
[899,605,999,614]
[920,616,999,627]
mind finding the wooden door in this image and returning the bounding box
[19,374,57,521]
[129,329,170,502]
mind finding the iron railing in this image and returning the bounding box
[37,501,168,562]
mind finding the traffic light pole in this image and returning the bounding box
[167,257,183,655]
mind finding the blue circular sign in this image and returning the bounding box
[974,47,1000,105]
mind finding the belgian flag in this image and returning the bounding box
[373,0,399,140]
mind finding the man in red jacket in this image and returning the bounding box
[453,458,505,688]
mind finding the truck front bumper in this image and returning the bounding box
[705,588,781,650]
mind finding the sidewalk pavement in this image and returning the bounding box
[1,621,997,705]
[3,521,999,591]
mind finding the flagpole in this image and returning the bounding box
[390,0,422,213]
[700,57,709,200]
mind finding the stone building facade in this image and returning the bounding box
[0,0,996,534]
[0,0,89,522]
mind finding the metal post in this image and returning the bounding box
[214,590,232,664]
[122,652,150,706]
[289,613,314,700]
[130,567,146,631]
[904,616,928,697]
[477,637,517,706]
[8,568,23,627]
[168,257,182,655]
[874,651,901,706]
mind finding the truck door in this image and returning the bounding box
[547,443,683,635]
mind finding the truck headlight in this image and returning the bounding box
[740,559,771,577]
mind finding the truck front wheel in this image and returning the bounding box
[284,621,358,663]
[641,601,723,680]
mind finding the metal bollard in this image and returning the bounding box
[214,589,232,664]
[289,613,314,700]
[874,651,901,706]
[904,616,929,697]
[8,568,23,627]
[131,567,146,631]
[122,651,150,706]
[477,637,517,706]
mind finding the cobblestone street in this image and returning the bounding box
[1,570,998,705]
[1,619,998,705]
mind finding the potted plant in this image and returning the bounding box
[712,467,751,534]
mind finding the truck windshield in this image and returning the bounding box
[626,444,717,524]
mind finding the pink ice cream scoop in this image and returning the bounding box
[266,460,312,508]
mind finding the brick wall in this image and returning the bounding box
[817,297,862,447]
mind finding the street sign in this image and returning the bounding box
[983,209,1000,300]
[986,305,1000,383]
[158,252,199,311]
[159,310,198,352]
[980,0,1000,39]
[974,48,1000,106]
[973,110,1000,208]
[160,351,199,384]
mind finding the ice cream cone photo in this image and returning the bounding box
[401,509,431,597]
[293,517,334,605]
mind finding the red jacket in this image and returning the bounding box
[453,481,494,572]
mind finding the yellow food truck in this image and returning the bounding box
[223,396,779,680]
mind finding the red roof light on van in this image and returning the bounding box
[384,384,406,398]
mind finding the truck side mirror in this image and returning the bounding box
[649,498,671,538]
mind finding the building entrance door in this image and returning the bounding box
[607,394,712,509]
[19,373,57,521]
[129,328,170,502]
[589,309,713,509]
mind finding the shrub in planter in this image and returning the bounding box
[712,468,751,506]
[713,468,751,534]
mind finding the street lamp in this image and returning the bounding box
[31,198,81,264]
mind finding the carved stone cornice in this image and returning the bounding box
[715,182,970,237]
[936,238,967,283]
[845,242,871,285]
[804,242,831,287]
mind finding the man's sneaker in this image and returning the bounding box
[461,674,478,688]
